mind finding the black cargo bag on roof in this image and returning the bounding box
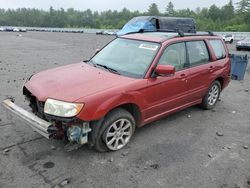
[157,17,196,33]
[117,16,196,36]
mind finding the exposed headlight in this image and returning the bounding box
[44,99,84,117]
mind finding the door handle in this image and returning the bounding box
[208,66,214,72]
[178,74,187,81]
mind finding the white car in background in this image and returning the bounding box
[19,28,27,32]
[103,30,116,35]
[96,30,116,35]
[236,37,250,51]
[0,27,4,31]
[13,27,20,32]
[222,34,234,43]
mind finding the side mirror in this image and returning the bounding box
[95,48,100,55]
[155,65,175,76]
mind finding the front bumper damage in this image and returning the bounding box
[2,99,91,146]
[2,99,54,139]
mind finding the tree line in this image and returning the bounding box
[0,0,250,31]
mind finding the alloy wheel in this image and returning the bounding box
[104,118,133,151]
[207,84,219,106]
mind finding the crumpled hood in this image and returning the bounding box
[25,62,135,102]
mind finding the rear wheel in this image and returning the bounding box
[230,39,233,44]
[93,108,135,152]
[201,81,221,110]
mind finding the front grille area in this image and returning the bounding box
[23,86,80,123]
[22,87,85,139]
[23,86,46,119]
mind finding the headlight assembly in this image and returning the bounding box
[44,99,84,117]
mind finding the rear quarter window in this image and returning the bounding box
[209,39,226,60]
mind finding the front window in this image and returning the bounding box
[90,38,160,78]
[158,42,187,71]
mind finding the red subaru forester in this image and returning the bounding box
[3,31,231,152]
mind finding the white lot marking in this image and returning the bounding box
[232,135,250,144]
[204,143,237,167]
[229,152,245,162]
[204,135,250,167]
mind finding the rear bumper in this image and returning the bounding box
[2,99,53,139]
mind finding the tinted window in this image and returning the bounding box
[187,41,209,66]
[209,40,226,60]
[158,42,187,71]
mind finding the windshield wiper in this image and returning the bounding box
[96,63,120,75]
[85,60,97,67]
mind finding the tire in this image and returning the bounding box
[230,39,233,44]
[201,81,221,110]
[91,108,135,152]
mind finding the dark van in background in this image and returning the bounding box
[117,16,196,36]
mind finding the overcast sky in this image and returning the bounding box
[0,0,240,12]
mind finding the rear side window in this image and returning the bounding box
[187,41,209,67]
[209,40,226,60]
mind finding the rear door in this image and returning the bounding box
[186,40,214,101]
[208,39,230,88]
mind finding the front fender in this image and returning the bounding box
[76,91,145,121]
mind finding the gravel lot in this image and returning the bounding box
[0,32,250,188]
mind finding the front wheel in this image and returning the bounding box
[201,81,221,110]
[93,108,135,152]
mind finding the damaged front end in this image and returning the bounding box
[2,98,54,139]
[2,87,91,147]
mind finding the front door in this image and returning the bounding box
[144,42,190,120]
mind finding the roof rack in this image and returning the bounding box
[123,29,184,36]
[122,29,215,37]
[133,29,184,36]
[179,31,215,37]
[207,31,214,36]
[152,29,185,37]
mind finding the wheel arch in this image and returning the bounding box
[113,103,141,126]
[215,77,224,89]
[84,92,144,126]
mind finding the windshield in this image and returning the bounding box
[90,38,160,78]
